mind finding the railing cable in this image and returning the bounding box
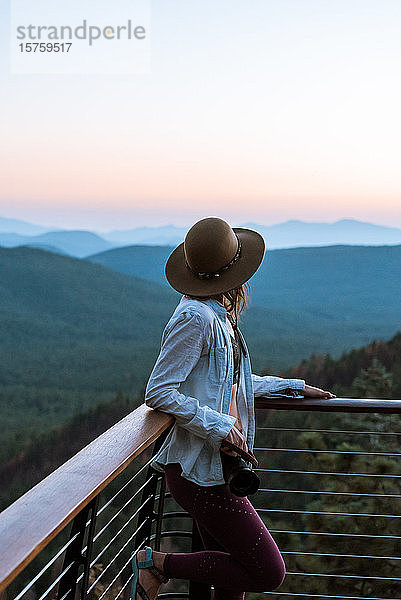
[263,592,401,600]
[92,477,156,544]
[256,467,401,478]
[257,426,399,436]
[258,507,400,518]
[37,561,75,600]
[87,494,154,580]
[96,455,157,517]
[86,515,151,594]
[281,550,401,560]
[12,533,80,600]
[286,570,401,581]
[268,528,401,539]
[255,447,401,457]
[95,540,148,600]
[259,487,401,498]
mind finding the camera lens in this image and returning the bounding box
[228,459,260,497]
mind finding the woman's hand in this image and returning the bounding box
[221,425,259,466]
[303,384,336,399]
[221,425,248,456]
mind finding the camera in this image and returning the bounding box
[221,452,260,497]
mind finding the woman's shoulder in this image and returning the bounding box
[162,297,224,348]
[173,296,216,320]
[166,296,217,332]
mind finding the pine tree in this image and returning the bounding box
[351,358,393,399]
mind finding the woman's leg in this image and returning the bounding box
[195,521,245,600]
[163,463,286,593]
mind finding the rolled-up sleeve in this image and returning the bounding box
[145,310,236,450]
[252,374,305,397]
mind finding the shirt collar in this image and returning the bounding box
[181,295,227,323]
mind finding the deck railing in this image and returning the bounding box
[0,397,400,600]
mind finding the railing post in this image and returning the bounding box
[80,495,99,600]
[56,495,98,600]
[154,475,167,551]
[134,426,173,552]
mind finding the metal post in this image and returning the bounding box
[80,496,99,600]
[57,496,97,600]
[134,426,173,552]
[154,475,167,551]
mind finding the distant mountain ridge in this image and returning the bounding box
[0,230,113,257]
[102,218,401,248]
[243,218,401,248]
[2,216,401,254]
[0,216,53,235]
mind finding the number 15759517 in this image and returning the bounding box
[19,42,72,52]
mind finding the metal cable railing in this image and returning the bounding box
[253,398,401,600]
[0,397,400,600]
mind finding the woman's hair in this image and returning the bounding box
[220,283,249,322]
[187,282,250,325]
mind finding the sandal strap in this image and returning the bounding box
[148,565,170,584]
[137,546,153,568]
[136,581,151,600]
[137,546,170,584]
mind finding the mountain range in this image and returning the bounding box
[2,216,401,256]
[102,218,401,248]
[88,241,401,384]
[89,243,401,331]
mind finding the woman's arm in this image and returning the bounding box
[251,374,335,399]
[252,373,306,397]
[145,310,236,450]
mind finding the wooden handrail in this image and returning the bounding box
[0,404,173,593]
[255,396,401,413]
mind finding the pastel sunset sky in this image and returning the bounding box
[1,0,401,230]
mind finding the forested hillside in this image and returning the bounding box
[0,247,176,463]
[90,243,401,335]
[0,391,141,511]
[89,244,172,282]
[281,331,401,399]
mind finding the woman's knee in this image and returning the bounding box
[252,556,286,591]
[265,561,286,591]
[241,547,285,592]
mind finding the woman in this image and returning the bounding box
[131,217,335,600]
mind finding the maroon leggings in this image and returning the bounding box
[163,463,286,600]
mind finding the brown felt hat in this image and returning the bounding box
[165,217,265,296]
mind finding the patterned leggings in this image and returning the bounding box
[163,462,286,600]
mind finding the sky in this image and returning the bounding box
[1,0,401,230]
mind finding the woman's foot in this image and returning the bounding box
[135,548,167,600]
